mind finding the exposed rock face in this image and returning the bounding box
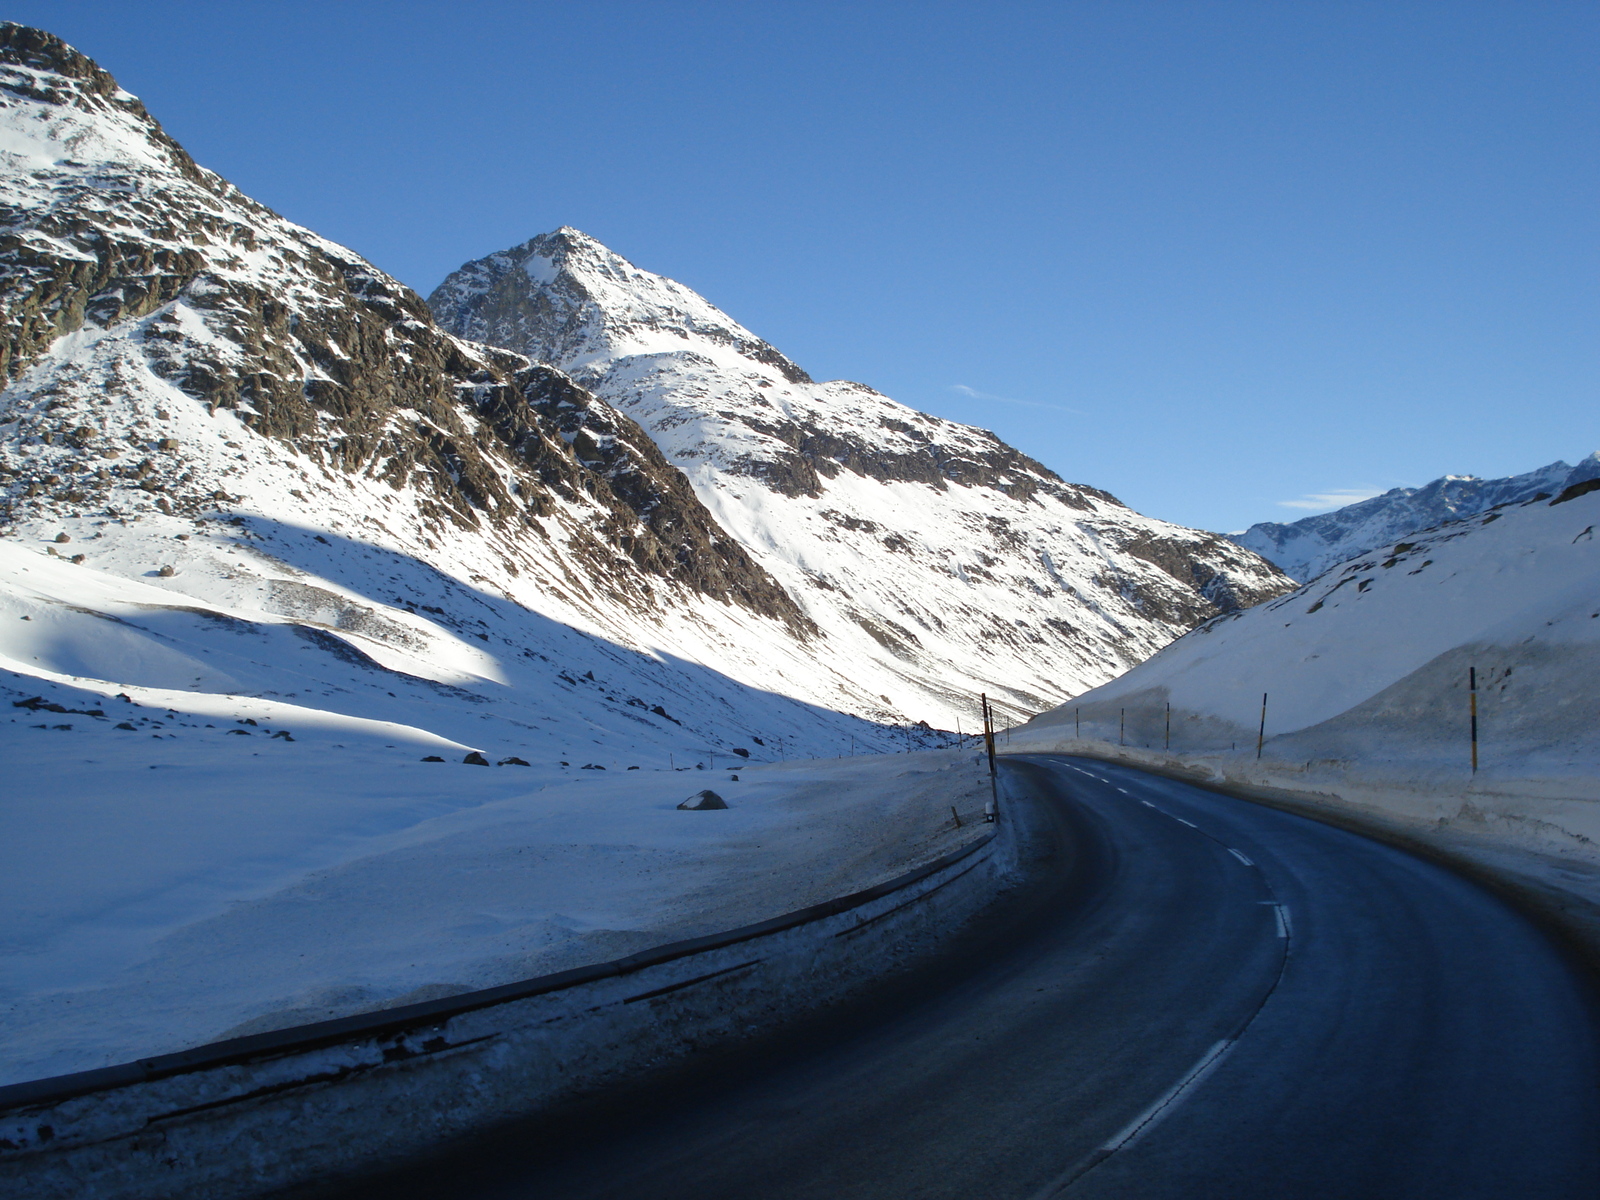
[0,24,806,635]
[431,229,1292,720]
[1231,454,1600,583]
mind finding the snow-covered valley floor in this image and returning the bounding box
[1,665,990,1087]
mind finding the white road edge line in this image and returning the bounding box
[1228,848,1254,866]
[1100,1039,1236,1153]
[1274,905,1291,938]
[1174,817,1197,828]
[1140,800,1158,809]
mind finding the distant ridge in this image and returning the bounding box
[1231,454,1600,582]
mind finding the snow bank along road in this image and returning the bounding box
[323,756,1600,1200]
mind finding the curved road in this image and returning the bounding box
[329,756,1600,1199]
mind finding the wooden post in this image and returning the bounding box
[1470,666,1478,774]
[980,693,998,819]
[1165,701,1170,752]
[980,693,997,776]
[1256,693,1268,760]
[1075,706,1080,739]
[1119,707,1125,746]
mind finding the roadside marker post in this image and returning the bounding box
[1470,667,1479,774]
[980,692,998,821]
[1256,693,1268,760]
[1165,702,1170,752]
[1119,708,1125,746]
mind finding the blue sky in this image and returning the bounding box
[14,1,1596,533]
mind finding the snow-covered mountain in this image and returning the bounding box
[0,22,967,779]
[429,229,1291,725]
[1231,455,1600,583]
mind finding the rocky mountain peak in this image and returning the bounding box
[429,228,814,389]
[432,230,1292,721]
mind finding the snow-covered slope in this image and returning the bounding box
[0,24,1000,1081]
[0,23,939,766]
[1018,478,1600,860]
[1232,454,1600,583]
[430,229,1291,725]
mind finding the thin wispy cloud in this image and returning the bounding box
[1277,488,1388,511]
[949,384,1086,417]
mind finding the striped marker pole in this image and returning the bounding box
[1470,667,1479,774]
[1256,693,1268,760]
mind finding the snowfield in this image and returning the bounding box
[0,534,997,1084]
[2,641,992,1086]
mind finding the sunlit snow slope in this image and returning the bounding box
[1020,479,1600,858]
[430,229,1291,726]
[0,25,934,765]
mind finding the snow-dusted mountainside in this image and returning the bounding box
[0,25,990,1078]
[1017,478,1600,860]
[430,229,1291,724]
[1231,454,1600,582]
[0,23,945,770]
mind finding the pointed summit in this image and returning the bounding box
[429,229,812,385]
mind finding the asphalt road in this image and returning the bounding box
[326,756,1600,1199]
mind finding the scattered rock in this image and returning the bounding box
[158,438,180,451]
[462,751,490,766]
[157,565,176,577]
[678,790,728,810]
[421,755,446,762]
[53,532,70,543]
[13,697,103,717]
[497,756,530,766]
[70,554,85,563]
[271,730,293,741]
[581,763,606,770]
[728,774,739,781]
[114,722,135,730]
[627,765,640,770]
[225,729,251,736]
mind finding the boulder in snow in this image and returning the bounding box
[678,790,728,810]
